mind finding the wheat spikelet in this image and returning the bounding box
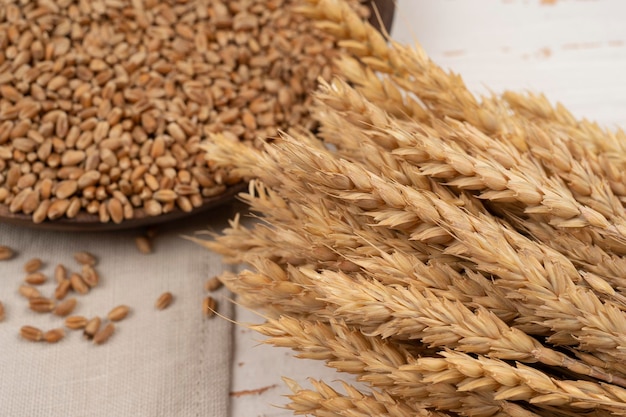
[283,378,446,417]
[502,91,626,156]
[414,350,626,413]
[502,92,626,204]
[255,316,621,416]
[302,267,626,386]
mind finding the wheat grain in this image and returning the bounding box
[65,315,88,330]
[54,264,67,284]
[73,251,96,266]
[69,273,89,295]
[23,258,42,273]
[107,305,130,322]
[54,279,71,300]
[204,277,223,292]
[93,323,115,345]
[83,317,101,339]
[203,296,217,318]
[53,298,77,317]
[155,292,173,310]
[43,328,65,344]
[29,296,55,313]
[24,272,46,285]
[20,325,43,342]
[18,284,40,299]
[0,245,15,260]
[134,236,152,254]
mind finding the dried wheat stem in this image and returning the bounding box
[326,0,626,215]
[222,266,325,317]
[299,0,531,148]
[314,78,626,294]
[330,54,431,121]
[194,190,522,326]
[300,0,464,101]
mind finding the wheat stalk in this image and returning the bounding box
[194,1,626,414]
[203,127,626,360]
[259,133,626,356]
[300,0,626,212]
[312,77,626,310]
[255,316,623,416]
[314,77,626,252]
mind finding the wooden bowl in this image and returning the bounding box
[0,1,395,232]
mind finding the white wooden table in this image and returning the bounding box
[231,1,626,415]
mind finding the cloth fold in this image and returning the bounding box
[0,205,235,417]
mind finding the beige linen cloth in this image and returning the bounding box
[0,204,236,417]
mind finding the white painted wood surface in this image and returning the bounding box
[231,1,626,415]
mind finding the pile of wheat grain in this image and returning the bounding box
[0,0,367,224]
[195,0,626,416]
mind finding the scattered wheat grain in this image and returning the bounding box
[204,277,223,292]
[93,323,115,345]
[43,328,65,344]
[155,292,173,310]
[134,236,152,254]
[24,272,46,285]
[53,298,77,317]
[54,264,67,284]
[83,317,101,339]
[65,315,88,330]
[20,325,43,342]
[73,251,96,266]
[107,305,130,322]
[203,296,217,318]
[28,296,55,313]
[0,246,14,260]
[69,273,89,295]
[23,258,42,273]
[18,284,40,299]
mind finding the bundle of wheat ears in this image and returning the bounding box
[195,0,626,416]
